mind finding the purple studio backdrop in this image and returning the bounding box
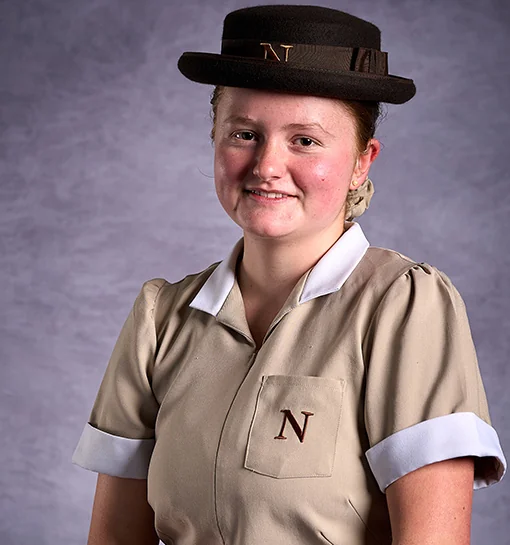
[1,0,509,543]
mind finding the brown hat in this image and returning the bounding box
[178,5,416,104]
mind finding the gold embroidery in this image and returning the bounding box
[274,409,314,443]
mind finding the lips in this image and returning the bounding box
[246,189,295,199]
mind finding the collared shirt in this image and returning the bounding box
[73,223,506,545]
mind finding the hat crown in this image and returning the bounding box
[222,5,381,49]
[178,4,416,104]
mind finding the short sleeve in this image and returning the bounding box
[72,278,166,479]
[363,264,506,492]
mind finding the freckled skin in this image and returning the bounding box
[213,88,370,248]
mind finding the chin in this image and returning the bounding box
[242,222,302,241]
[238,219,284,237]
[229,212,295,239]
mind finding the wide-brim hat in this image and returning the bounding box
[178,5,416,104]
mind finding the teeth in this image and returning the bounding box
[251,190,286,199]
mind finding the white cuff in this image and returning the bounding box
[72,423,155,479]
[366,412,506,493]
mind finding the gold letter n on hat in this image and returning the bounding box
[260,42,294,62]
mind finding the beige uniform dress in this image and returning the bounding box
[73,222,506,545]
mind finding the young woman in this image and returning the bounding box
[73,6,506,545]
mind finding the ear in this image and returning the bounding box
[350,139,381,190]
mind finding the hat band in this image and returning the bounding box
[221,39,388,76]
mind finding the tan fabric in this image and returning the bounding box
[86,246,501,545]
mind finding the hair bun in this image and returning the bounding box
[345,177,374,220]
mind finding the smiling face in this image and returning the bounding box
[213,87,373,245]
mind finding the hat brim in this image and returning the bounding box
[178,52,416,104]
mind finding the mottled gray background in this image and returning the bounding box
[1,0,509,543]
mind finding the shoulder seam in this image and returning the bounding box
[147,280,168,338]
[368,245,418,267]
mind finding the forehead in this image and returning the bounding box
[216,87,355,133]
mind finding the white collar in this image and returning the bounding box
[189,222,369,316]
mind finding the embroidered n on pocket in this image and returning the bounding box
[244,375,346,478]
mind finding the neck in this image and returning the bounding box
[238,225,347,300]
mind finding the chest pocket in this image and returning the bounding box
[244,375,346,479]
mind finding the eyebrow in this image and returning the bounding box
[284,122,334,137]
[223,116,334,137]
[223,115,257,125]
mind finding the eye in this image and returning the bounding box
[295,137,318,147]
[232,131,257,141]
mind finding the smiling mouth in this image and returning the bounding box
[247,189,292,199]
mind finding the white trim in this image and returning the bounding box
[189,239,242,316]
[190,223,369,316]
[72,423,155,479]
[366,412,507,493]
[300,222,369,304]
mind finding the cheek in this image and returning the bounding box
[317,149,354,178]
[214,147,251,190]
[313,184,346,215]
[304,154,354,202]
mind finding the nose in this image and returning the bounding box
[252,140,285,181]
